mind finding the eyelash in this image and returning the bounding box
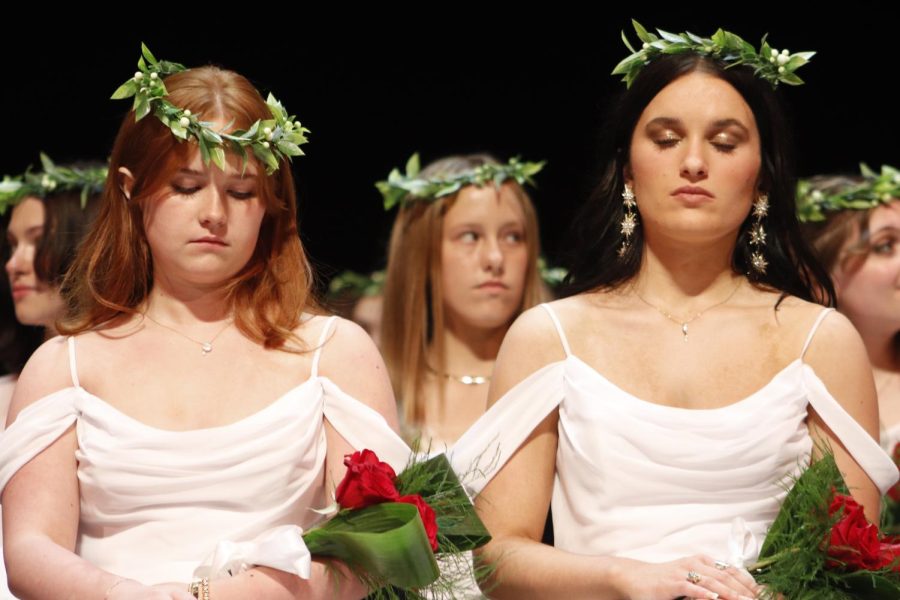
[459,231,524,243]
[172,184,255,200]
[872,239,896,255]
[653,138,736,153]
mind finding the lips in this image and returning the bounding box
[671,186,714,205]
[477,281,508,291]
[190,237,228,246]
[11,284,36,301]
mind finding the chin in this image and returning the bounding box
[14,305,55,328]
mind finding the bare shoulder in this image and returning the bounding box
[312,315,399,430]
[7,336,74,423]
[800,305,869,376]
[490,297,594,403]
[309,315,380,365]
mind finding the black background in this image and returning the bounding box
[1,9,895,295]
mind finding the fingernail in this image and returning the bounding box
[708,594,719,600]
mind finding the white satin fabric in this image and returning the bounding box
[0,317,411,585]
[450,304,898,567]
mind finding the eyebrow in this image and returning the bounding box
[645,117,750,134]
[870,224,900,236]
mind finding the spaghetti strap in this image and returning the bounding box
[310,316,339,378]
[540,303,572,358]
[67,337,80,388]
[800,308,835,359]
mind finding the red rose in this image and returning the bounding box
[826,493,886,571]
[335,449,400,510]
[398,494,439,552]
[880,536,900,571]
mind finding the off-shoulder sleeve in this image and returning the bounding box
[0,389,79,495]
[448,361,566,496]
[802,365,899,494]
[320,378,412,472]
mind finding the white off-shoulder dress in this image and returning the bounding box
[450,304,899,567]
[0,316,411,585]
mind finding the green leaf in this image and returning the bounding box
[632,20,654,44]
[405,153,420,177]
[620,30,635,54]
[170,123,188,140]
[210,147,226,171]
[39,153,56,173]
[842,572,900,599]
[141,43,159,66]
[110,80,138,100]
[198,137,211,166]
[134,95,152,121]
[276,140,301,156]
[303,502,439,589]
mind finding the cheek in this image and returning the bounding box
[15,289,62,325]
[440,243,474,286]
[505,246,529,283]
[838,264,892,307]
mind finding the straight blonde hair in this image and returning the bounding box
[381,154,545,428]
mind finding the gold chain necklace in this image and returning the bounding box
[634,280,743,342]
[427,365,491,385]
[143,313,233,356]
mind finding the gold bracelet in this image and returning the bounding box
[200,577,210,600]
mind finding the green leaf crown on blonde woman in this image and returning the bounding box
[612,19,815,89]
[0,153,108,216]
[111,44,309,175]
[376,153,546,210]
[797,164,900,223]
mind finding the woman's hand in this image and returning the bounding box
[611,555,760,600]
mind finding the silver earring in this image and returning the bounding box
[749,193,769,274]
[619,183,638,258]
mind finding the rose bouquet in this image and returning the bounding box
[749,453,900,599]
[301,449,491,599]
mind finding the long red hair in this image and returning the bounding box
[59,66,317,349]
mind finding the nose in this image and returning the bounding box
[5,243,30,279]
[199,186,227,229]
[680,138,708,181]
[481,235,505,275]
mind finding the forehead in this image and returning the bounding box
[637,71,757,131]
[869,200,900,231]
[180,147,259,179]
[444,183,527,225]
[9,196,45,230]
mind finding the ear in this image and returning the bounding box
[622,163,634,188]
[117,166,136,201]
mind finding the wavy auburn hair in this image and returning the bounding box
[59,66,317,348]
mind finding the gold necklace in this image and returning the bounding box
[143,313,233,356]
[634,279,743,342]
[427,365,491,385]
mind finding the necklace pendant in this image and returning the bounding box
[201,342,212,355]
[681,323,689,341]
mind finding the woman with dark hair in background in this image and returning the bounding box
[0,156,103,598]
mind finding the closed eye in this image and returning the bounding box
[172,184,201,196]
